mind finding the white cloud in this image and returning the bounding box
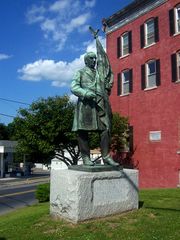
[85,0,96,8]
[26,0,96,51]
[0,53,12,60]
[18,56,84,87]
[49,0,70,12]
[41,18,56,32]
[18,36,105,87]
[26,5,45,24]
[65,13,91,33]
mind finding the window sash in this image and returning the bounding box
[175,6,180,33]
[123,45,129,55]
[121,33,129,56]
[146,61,156,88]
[123,82,130,94]
[145,19,155,45]
[147,32,155,44]
[148,74,156,87]
[122,70,130,94]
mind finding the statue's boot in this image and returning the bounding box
[103,155,119,166]
[82,156,94,166]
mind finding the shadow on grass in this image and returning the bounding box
[144,206,180,212]
[0,238,6,240]
[139,201,144,208]
[138,201,180,212]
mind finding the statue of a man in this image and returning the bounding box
[71,27,119,167]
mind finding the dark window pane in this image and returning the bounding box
[148,61,156,74]
[123,71,130,81]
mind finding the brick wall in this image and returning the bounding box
[107,0,180,188]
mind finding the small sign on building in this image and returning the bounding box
[149,131,161,142]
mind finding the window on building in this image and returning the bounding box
[175,5,180,33]
[117,69,133,95]
[140,17,159,48]
[145,19,155,46]
[122,70,130,94]
[169,4,180,35]
[171,51,180,82]
[146,60,156,88]
[117,31,132,58]
[141,59,161,89]
[121,32,130,56]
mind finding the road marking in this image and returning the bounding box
[0,189,35,198]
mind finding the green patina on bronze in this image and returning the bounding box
[71,26,119,167]
[68,164,123,172]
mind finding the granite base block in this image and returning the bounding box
[50,168,139,223]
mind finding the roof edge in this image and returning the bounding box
[103,0,167,34]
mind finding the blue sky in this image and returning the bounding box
[0,0,133,125]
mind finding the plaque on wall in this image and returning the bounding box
[149,131,161,141]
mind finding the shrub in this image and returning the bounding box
[35,183,50,202]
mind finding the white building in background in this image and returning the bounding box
[0,140,103,176]
[0,140,17,178]
[51,148,102,170]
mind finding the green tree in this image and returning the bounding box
[11,96,80,166]
[0,123,10,139]
[111,112,135,168]
[111,112,129,153]
[10,98,129,166]
[88,112,129,153]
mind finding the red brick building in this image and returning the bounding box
[104,0,180,188]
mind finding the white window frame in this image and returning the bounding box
[121,32,129,57]
[121,69,130,95]
[146,60,157,88]
[175,5,180,34]
[177,51,180,81]
[145,19,155,46]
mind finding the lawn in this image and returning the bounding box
[0,188,179,240]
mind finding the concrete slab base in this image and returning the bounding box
[50,168,139,223]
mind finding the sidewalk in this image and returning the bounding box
[0,170,50,189]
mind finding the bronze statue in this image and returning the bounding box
[71,26,119,167]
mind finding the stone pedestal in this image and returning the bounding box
[50,168,139,223]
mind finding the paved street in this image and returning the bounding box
[0,184,38,215]
[0,171,50,215]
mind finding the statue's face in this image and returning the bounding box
[85,53,96,69]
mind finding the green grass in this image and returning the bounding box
[0,189,179,240]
